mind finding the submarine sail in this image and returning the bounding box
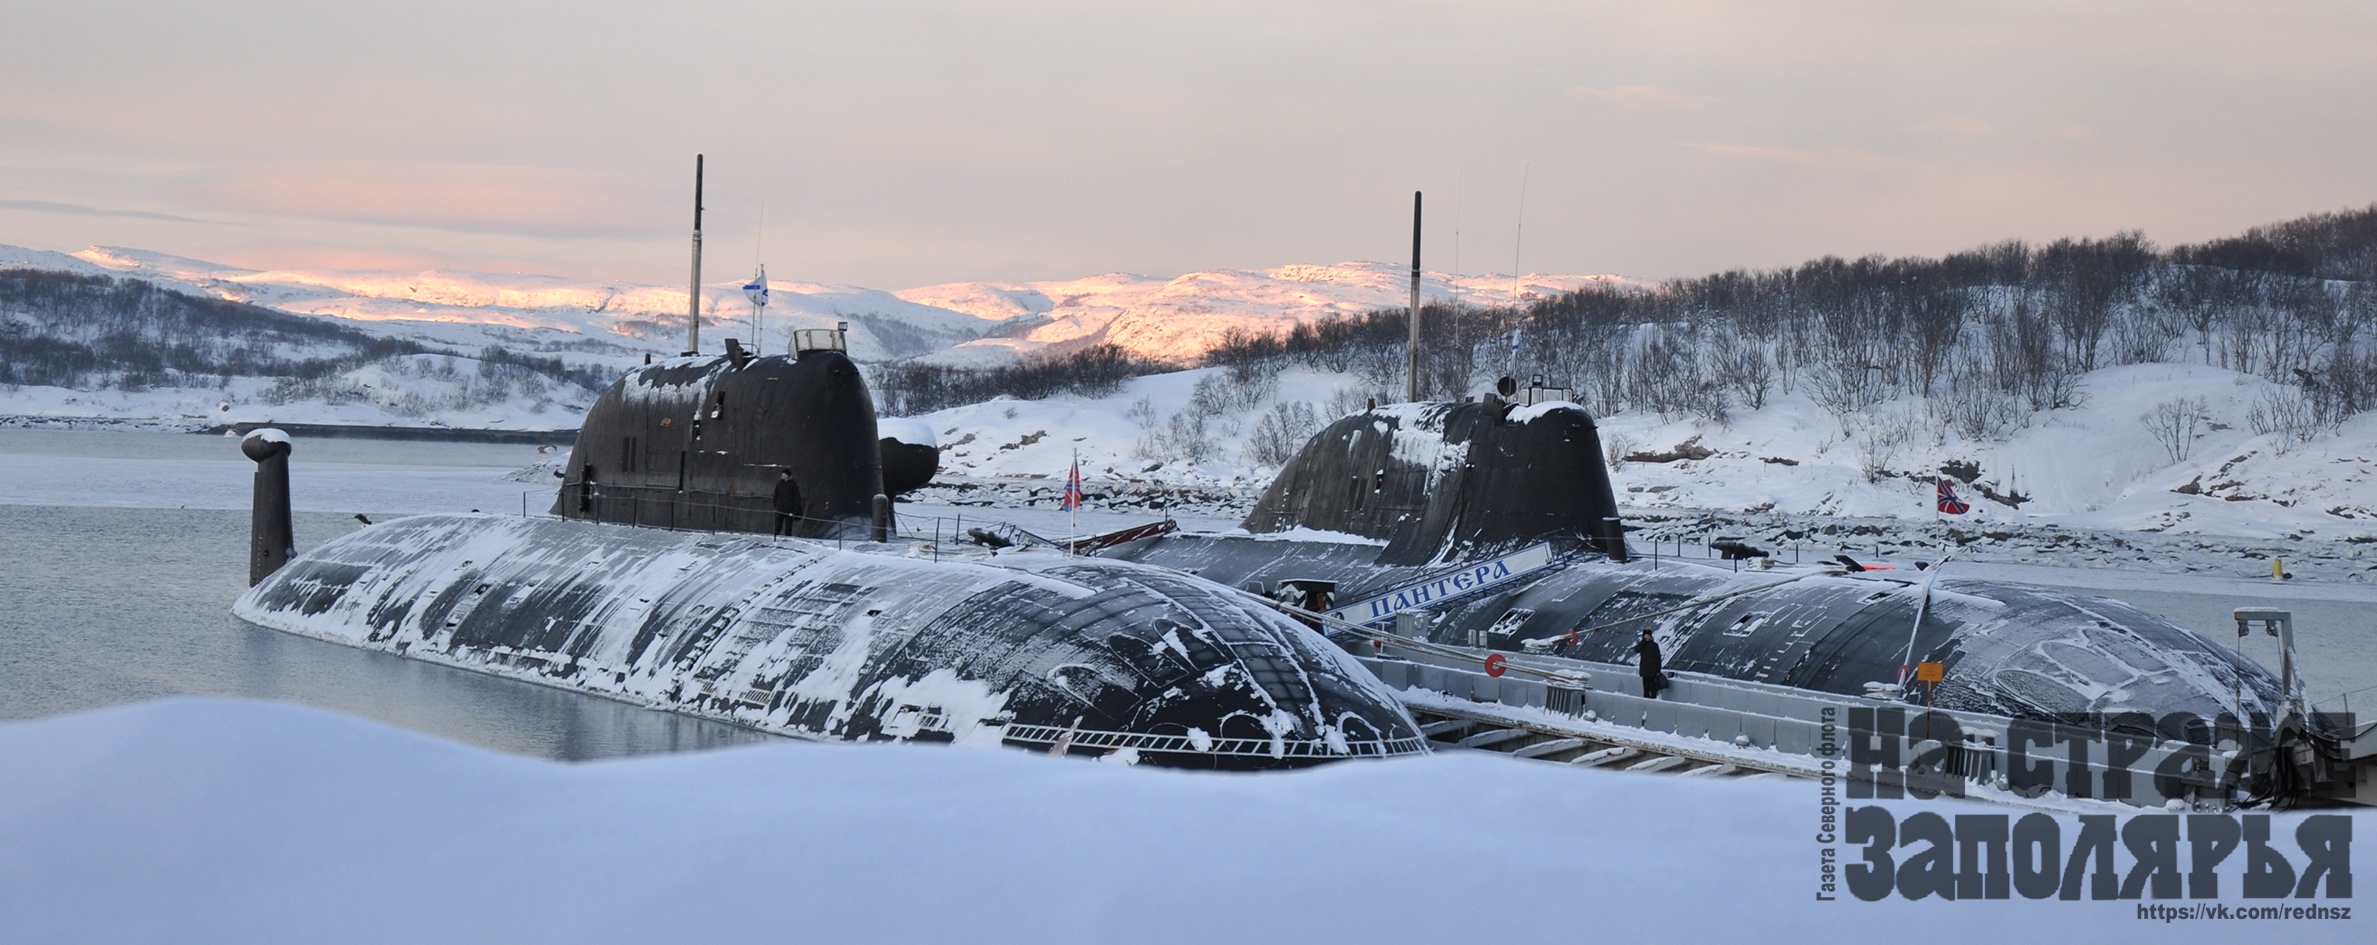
[554,339,882,537]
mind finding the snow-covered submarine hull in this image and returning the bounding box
[233,514,1426,767]
[1104,399,2290,729]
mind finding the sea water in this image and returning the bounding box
[0,428,775,761]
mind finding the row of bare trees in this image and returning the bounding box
[1194,205,2377,450]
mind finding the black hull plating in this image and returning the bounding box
[1108,400,2289,726]
[1111,535,2284,723]
[234,514,1426,768]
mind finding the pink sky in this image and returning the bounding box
[2,1,2373,287]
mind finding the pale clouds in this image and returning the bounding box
[198,162,667,239]
[0,1,2371,286]
[1564,84,1719,109]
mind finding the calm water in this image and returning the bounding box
[2105,589,2376,714]
[0,503,776,761]
[0,427,555,466]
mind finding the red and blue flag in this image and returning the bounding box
[1061,459,1084,511]
[1936,478,1970,515]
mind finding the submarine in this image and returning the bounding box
[232,329,1426,767]
[1098,393,2297,731]
[233,154,1424,768]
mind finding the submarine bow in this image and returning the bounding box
[234,514,1426,767]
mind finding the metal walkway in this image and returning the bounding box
[1357,646,2375,809]
[1408,701,1795,780]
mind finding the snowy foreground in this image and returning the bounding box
[1,699,2361,944]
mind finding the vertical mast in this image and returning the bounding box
[755,202,765,355]
[1510,164,1529,323]
[686,154,704,356]
[1405,190,1422,403]
[744,263,770,358]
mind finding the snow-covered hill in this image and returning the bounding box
[0,244,1619,366]
[902,359,2377,549]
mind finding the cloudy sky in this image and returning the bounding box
[2,1,2372,288]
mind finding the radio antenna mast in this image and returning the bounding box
[1452,171,1463,312]
[743,202,767,356]
[1509,163,1529,316]
[685,154,705,356]
[1405,191,1423,403]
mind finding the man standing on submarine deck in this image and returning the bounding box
[772,469,803,536]
[1635,629,1668,698]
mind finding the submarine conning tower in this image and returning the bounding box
[1240,400,1627,565]
[555,335,884,537]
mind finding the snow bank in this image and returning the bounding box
[1595,362,2377,541]
[7,698,2358,944]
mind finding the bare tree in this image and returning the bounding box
[1709,325,1774,410]
[1938,355,2026,441]
[1325,385,1384,419]
[1849,408,1918,482]
[1246,400,1323,466]
[1603,430,1636,471]
[2140,396,2210,463]
[2247,385,2320,454]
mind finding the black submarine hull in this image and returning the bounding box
[234,514,1426,767]
[1104,400,2289,728]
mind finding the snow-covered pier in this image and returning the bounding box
[1354,638,2377,810]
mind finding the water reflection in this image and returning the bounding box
[0,504,777,761]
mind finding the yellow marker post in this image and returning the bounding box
[1916,661,1945,708]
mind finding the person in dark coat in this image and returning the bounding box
[1634,628,1668,698]
[772,469,802,536]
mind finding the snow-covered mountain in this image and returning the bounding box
[0,244,1622,366]
[13,245,1016,363]
[898,263,1625,366]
